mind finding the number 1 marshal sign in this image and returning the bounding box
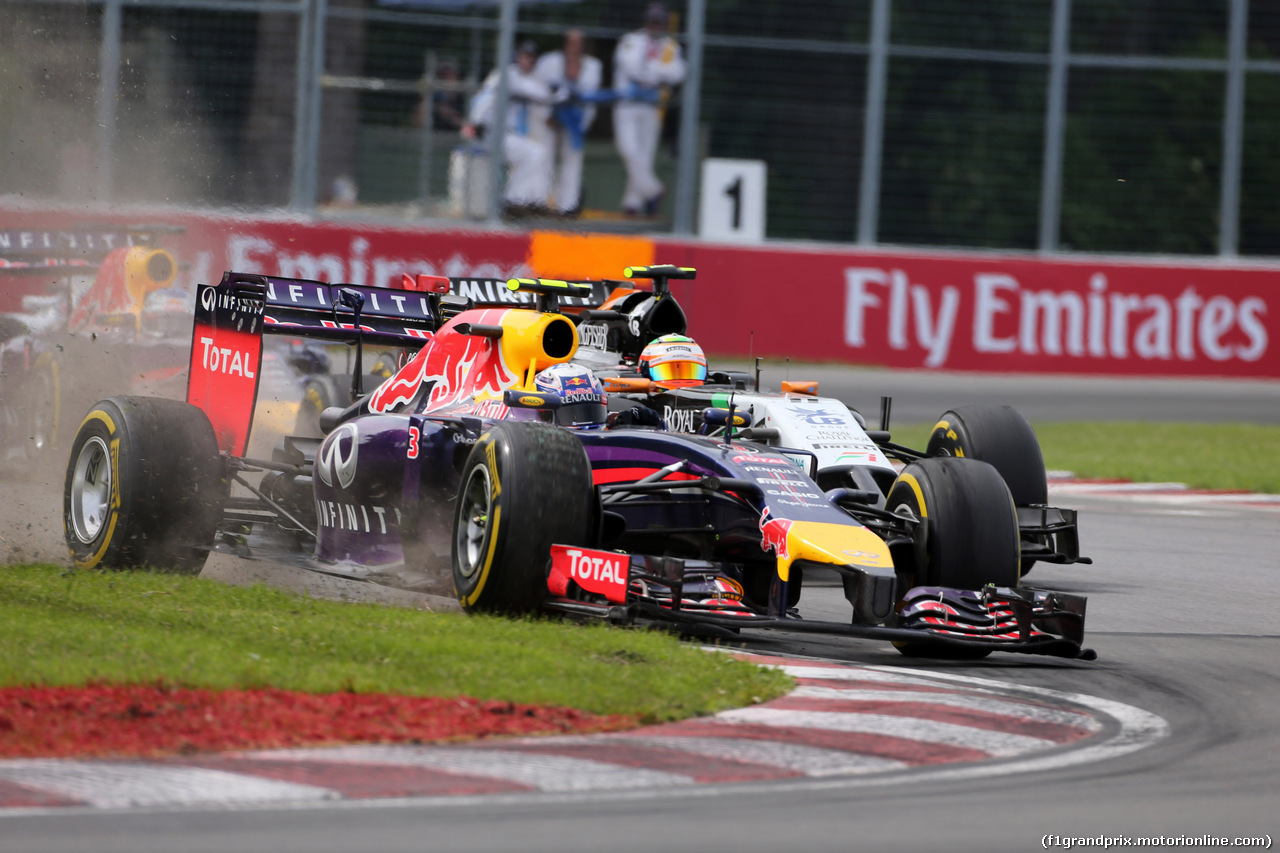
[699,158,767,243]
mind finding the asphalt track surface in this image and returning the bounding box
[2,372,1278,851]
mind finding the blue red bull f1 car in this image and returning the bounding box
[62,265,1093,660]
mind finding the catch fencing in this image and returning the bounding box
[3,0,1280,258]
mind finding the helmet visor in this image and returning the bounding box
[647,359,707,385]
[555,401,608,428]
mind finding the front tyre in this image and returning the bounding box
[885,457,1021,659]
[64,397,225,574]
[452,421,594,614]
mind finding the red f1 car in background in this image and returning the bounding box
[0,226,182,464]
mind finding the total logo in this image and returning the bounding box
[732,453,789,466]
[564,548,628,585]
[317,423,359,489]
[663,405,697,433]
[198,336,257,379]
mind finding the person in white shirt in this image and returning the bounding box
[612,2,686,216]
[463,41,554,213]
[534,29,603,216]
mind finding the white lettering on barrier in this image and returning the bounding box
[847,266,1270,367]
[226,233,531,289]
[846,267,959,366]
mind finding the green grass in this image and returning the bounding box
[890,421,1280,493]
[0,564,790,722]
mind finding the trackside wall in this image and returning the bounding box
[2,206,1276,378]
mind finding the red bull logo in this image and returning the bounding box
[369,347,432,413]
[759,509,793,560]
[369,309,517,414]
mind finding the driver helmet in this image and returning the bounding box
[639,334,707,388]
[534,363,607,429]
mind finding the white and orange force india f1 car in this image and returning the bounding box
[62,266,1094,660]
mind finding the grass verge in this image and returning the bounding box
[0,564,791,724]
[889,421,1280,494]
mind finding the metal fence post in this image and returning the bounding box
[1038,0,1070,253]
[672,0,705,236]
[96,0,123,202]
[418,51,437,212]
[856,0,890,246]
[303,0,329,209]
[1219,0,1247,257]
[290,0,316,211]
[486,0,518,224]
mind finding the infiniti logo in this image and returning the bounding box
[317,423,359,489]
[200,286,215,311]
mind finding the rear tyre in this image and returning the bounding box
[926,405,1046,575]
[885,457,1021,659]
[64,397,225,574]
[293,377,334,436]
[452,421,594,614]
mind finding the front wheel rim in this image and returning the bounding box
[456,464,493,580]
[70,436,112,544]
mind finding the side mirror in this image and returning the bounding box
[701,407,750,428]
[503,389,562,409]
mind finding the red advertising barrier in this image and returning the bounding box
[3,204,1278,377]
[0,208,533,313]
[659,241,1279,378]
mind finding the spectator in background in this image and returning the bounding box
[463,41,555,215]
[430,60,467,132]
[613,2,686,217]
[534,29,603,217]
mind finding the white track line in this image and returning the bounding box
[606,735,909,776]
[786,686,1101,730]
[713,708,1056,757]
[772,665,965,687]
[248,745,694,792]
[0,760,336,809]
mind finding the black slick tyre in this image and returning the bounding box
[64,396,225,575]
[885,457,1021,659]
[926,405,1046,575]
[926,405,1046,506]
[452,421,594,614]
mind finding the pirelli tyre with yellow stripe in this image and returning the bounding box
[64,397,225,575]
[452,421,594,612]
